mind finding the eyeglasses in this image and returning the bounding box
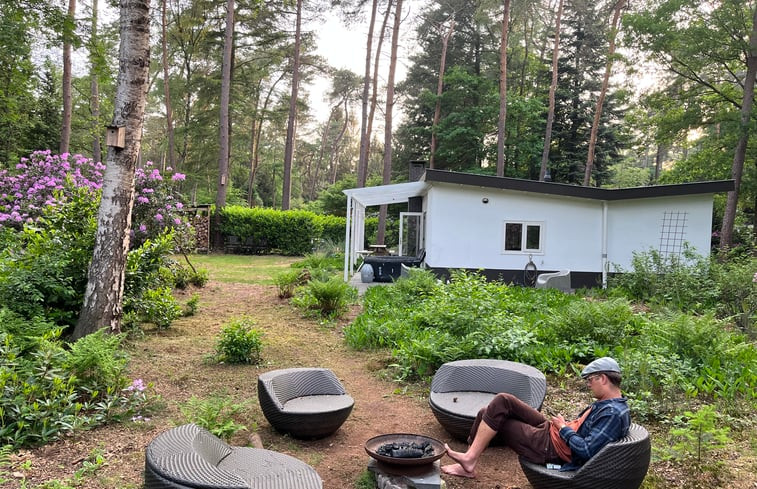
[584,374,601,385]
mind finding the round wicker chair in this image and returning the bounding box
[144,423,322,489]
[518,423,651,489]
[257,367,354,439]
[428,359,547,441]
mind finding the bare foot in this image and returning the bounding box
[443,443,477,475]
[441,463,476,479]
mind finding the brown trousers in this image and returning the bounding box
[469,393,562,464]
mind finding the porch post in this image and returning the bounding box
[343,195,353,281]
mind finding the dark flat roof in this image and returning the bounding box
[422,169,734,201]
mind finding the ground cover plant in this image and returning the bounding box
[1,254,755,489]
[345,261,757,487]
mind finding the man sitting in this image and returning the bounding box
[442,357,631,478]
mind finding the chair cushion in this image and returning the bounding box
[428,391,495,419]
[282,394,355,414]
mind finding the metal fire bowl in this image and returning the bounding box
[364,433,447,466]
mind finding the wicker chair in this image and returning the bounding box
[519,423,651,489]
[144,423,322,489]
[429,359,547,441]
[257,367,354,439]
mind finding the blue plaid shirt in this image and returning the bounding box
[557,397,630,471]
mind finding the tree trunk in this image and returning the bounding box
[429,19,455,170]
[376,0,402,245]
[720,4,757,250]
[539,0,564,181]
[330,98,350,184]
[60,0,76,155]
[365,0,393,181]
[357,0,379,188]
[213,0,234,251]
[90,0,102,164]
[248,71,285,206]
[282,0,303,210]
[496,0,510,177]
[583,0,624,187]
[73,0,151,340]
[162,0,176,170]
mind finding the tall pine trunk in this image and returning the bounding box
[213,0,234,251]
[720,4,757,250]
[539,0,564,181]
[376,0,402,245]
[357,0,378,188]
[73,0,151,340]
[365,1,393,181]
[282,0,303,210]
[583,0,624,186]
[496,0,510,177]
[90,0,102,164]
[429,19,454,170]
[60,0,76,154]
[162,0,176,170]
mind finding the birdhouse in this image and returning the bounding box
[106,126,126,148]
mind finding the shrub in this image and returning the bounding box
[66,329,128,389]
[275,269,308,298]
[293,277,355,317]
[609,245,719,312]
[178,395,248,440]
[0,328,151,448]
[214,317,264,364]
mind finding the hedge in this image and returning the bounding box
[218,206,383,255]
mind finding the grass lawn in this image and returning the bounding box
[181,253,301,284]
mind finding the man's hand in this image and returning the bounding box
[551,414,567,430]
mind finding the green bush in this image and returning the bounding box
[292,277,356,317]
[0,328,151,448]
[609,245,719,312]
[0,186,97,327]
[214,317,264,364]
[125,287,183,330]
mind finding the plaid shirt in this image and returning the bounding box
[557,397,630,471]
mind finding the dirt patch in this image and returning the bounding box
[5,280,757,489]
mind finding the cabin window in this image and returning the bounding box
[504,221,543,253]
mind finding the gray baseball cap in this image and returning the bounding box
[581,357,621,378]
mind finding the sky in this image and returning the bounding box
[307,6,418,124]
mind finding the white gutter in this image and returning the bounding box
[343,195,352,282]
[602,201,608,288]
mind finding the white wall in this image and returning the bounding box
[606,195,714,271]
[424,183,603,272]
[424,183,715,273]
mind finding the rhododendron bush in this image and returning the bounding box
[0,151,191,248]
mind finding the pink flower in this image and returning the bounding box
[155,213,163,222]
[172,173,186,181]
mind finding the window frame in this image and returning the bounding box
[502,220,544,255]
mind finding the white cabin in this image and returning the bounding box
[343,169,733,288]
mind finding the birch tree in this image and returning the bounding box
[73,0,151,340]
